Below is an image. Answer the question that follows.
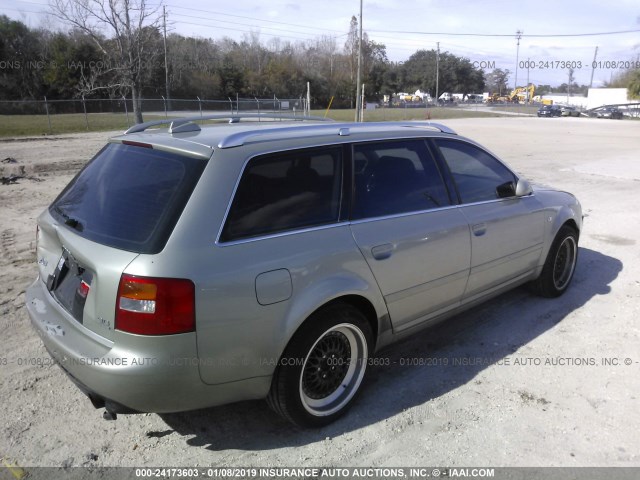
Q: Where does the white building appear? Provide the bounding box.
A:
[586,88,629,109]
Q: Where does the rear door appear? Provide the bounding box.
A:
[349,139,471,332]
[433,139,544,300]
[197,146,350,384]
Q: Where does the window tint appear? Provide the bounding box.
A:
[220,147,342,242]
[352,140,450,219]
[49,143,206,254]
[435,139,516,204]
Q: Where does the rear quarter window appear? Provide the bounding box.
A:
[50,143,206,254]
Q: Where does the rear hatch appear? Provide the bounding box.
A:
[38,142,207,341]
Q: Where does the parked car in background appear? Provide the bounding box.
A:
[26,114,582,428]
[560,106,580,117]
[537,105,562,117]
[596,107,624,119]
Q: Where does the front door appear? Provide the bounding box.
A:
[433,138,544,300]
[349,139,471,331]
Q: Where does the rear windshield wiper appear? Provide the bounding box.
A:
[54,206,84,232]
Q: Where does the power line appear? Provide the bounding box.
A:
[5,1,637,67]
[16,0,640,40]
[174,19,337,42]
[170,12,337,39]
[367,28,640,38]
[1,7,47,15]
[10,0,49,6]
[159,3,346,35]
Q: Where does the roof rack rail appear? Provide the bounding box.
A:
[217,121,457,149]
[400,121,457,135]
[219,123,340,148]
[124,113,333,135]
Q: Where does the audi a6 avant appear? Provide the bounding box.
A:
[26,114,582,427]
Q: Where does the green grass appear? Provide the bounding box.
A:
[0,107,505,137]
[316,107,504,122]
[0,113,165,137]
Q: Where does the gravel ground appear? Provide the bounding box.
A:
[0,117,638,470]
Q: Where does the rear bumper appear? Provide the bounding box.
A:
[26,277,271,414]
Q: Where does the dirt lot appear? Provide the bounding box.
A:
[0,117,638,469]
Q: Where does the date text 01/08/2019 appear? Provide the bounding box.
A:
[518,60,640,70]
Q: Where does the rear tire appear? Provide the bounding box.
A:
[267,303,372,428]
[531,225,578,298]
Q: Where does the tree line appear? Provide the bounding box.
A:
[4,1,638,123]
[1,9,485,121]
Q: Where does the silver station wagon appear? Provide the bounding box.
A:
[26,114,582,427]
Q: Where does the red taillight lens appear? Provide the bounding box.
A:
[115,274,195,335]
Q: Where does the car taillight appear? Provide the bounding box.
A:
[115,274,195,335]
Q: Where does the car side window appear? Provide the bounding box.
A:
[435,139,517,204]
[220,147,342,242]
[352,140,450,220]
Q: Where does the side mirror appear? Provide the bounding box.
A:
[515,179,533,197]
[496,181,516,198]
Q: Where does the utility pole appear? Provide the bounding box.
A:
[435,42,440,105]
[163,6,170,110]
[514,30,523,91]
[589,46,599,88]
[526,57,530,103]
[355,0,363,122]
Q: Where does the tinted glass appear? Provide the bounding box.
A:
[352,140,450,219]
[50,143,206,254]
[435,139,516,204]
[220,147,342,242]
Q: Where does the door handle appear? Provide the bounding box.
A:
[472,223,487,236]
[371,243,394,260]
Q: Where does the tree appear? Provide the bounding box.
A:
[361,39,388,98]
[344,15,359,107]
[628,70,640,99]
[535,84,551,95]
[0,15,45,100]
[485,68,510,95]
[42,31,103,98]
[164,34,223,98]
[400,50,484,97]
[344,16,358,84]
[50,0,163,123]
[567,68,575,96]
[608,67,640,99]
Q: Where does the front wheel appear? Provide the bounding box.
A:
[267,303,372,427]
[531,225,579,297]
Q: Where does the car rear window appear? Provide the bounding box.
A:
[49,143,206,254]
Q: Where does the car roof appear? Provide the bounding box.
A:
[108,114,460,160]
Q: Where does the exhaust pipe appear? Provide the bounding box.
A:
[103,409,117,421]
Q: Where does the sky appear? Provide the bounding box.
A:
[2,0,639,89]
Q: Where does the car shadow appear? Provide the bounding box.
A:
[158,247,621,450]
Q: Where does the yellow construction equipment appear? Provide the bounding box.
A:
[509,84,535,104]
[487,93,510,103]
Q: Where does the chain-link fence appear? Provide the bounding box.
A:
[0,96,309,135]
